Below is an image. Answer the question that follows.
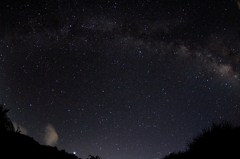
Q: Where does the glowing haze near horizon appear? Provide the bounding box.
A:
[0,1,240,159]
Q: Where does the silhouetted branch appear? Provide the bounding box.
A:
[0,104,15,132]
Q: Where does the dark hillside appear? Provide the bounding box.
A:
[0,104,79,159]
[1,132,79,159]
[164,121,240,159]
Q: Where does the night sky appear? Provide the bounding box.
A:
[1,0,240,159]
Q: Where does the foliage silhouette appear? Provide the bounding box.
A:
[163,121,240,159]
[163,151,186,159]
[1,132,80,159]
[0,104,101,159]
[87,155,101,159]
[0,104,15,132]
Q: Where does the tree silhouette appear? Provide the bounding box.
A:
[0,104,100,159]
[164,121,240,159]
[87,155,101,159]
[186,121,240,158]
[0,104,15,132]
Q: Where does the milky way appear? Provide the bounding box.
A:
[0,1,240,159]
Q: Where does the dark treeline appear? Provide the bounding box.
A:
[164,121,240,159]
[0,105,100,159]
[1,104,239,159]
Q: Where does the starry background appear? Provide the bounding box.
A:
[0,0,240,159]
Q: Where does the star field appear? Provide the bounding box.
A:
[0,1,240,159]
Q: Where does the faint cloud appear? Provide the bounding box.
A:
[13,122,28,135]
[237,0,240,9]
[44,124,58,146]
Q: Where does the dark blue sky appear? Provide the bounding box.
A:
[0,1,240,159]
